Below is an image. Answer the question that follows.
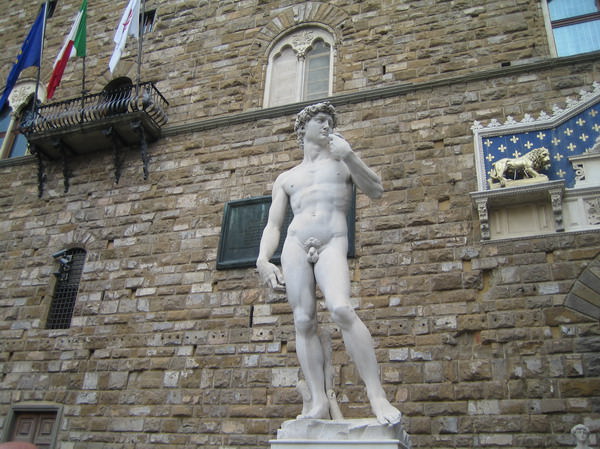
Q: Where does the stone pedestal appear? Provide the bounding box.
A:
[270,418,411,449]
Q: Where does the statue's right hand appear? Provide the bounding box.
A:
[257,259,286,291]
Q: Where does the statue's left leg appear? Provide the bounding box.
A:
[314,238,401,424]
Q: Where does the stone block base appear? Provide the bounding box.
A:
[270,418,411,449]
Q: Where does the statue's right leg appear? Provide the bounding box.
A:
[281,239,330,420]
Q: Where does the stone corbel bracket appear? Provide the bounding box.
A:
[470,180,566,240]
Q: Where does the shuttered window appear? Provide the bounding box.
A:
[9,412,57,449]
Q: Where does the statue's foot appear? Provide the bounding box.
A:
[297,402,330,420]
[371,397,401,425]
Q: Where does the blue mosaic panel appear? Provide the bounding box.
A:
[482,102,600,188]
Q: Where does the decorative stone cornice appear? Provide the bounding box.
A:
[163,51,600,137]
[472,81,600,133]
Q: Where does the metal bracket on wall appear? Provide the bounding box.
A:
[51,138,74,193]
[32,146,46,198]
[103,126,127,184]
[131,120,150,180]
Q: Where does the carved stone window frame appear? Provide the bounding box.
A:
[1,402,63,448]
[263,25,336,107]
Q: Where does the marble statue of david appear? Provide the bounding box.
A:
[257,101,401,425]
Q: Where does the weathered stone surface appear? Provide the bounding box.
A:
[0,1,599,449]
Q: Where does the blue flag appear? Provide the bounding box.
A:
[0,5,46,110]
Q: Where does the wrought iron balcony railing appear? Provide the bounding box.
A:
[25,81,168,135]
[22,81,169,195]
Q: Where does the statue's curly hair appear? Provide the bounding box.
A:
[294,101,337,145]
[571,424,590,436]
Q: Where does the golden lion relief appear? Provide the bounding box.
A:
[489,147,551,188]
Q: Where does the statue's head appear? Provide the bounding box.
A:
[295,101,337,145]
[571,424,590,443]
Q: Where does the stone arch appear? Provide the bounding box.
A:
[245,2,352,108]
[253,3,351,50]
[565,253,600,319]
[49,228,102,261]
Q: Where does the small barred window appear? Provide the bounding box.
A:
[46,248,86,329]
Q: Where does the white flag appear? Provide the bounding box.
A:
[109,0,140,73]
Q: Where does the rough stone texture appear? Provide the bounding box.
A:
[0,1,599,449]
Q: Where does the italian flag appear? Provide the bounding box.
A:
[47,0,87,99]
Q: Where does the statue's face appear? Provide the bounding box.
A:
[574,427,589,442]
[303,112,334,146]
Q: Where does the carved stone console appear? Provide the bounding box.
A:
[470,181,565,240]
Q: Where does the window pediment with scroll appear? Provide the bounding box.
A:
[471,82,600,240]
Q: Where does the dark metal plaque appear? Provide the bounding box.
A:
[216,193,355,270]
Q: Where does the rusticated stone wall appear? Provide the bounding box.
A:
[0,0,599,448]
[0,0,552,123]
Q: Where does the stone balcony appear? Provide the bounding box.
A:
[22,81,168,194]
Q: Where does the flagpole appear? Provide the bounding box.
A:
[32,1,49,116]
[82,56,87,95]
[81,0,87,96]
[137,0,145,96]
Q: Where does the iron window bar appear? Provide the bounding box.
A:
[47,248,86,329]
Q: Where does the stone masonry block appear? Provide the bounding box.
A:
[252,328,274,342]
[459,360,493,381]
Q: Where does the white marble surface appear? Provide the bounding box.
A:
[271,418,411,449]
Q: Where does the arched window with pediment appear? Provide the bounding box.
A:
[264,26,335,107]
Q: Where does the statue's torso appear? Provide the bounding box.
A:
[281,158,352,245]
